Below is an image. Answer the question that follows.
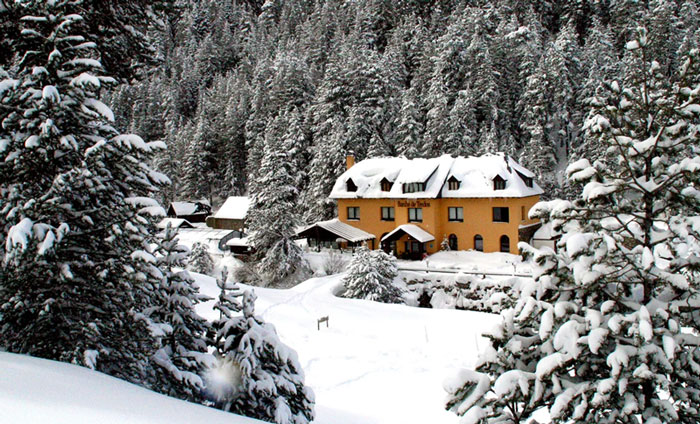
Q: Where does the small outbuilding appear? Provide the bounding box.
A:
[530,222,561,252]
[206,196,250,231]
[226,234,254,256]
[157,218,195,230]
[167,200,211,223]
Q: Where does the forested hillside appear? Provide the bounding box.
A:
[109,0,698,218]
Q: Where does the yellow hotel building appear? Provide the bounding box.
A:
[328,153,543,258]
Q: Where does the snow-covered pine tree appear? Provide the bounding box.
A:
[249,112,311,287]
[446,30,700,424]
[342,246,404,303]
[0,0,168,382]
[394,87,424,159]
[147,224,211,402]
[440,235,451,252]
[211,279,315,423]
[188,242,214,275]
[302,118,347,223]
[182,110,214,203]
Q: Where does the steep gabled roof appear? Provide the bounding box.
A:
[329,153,543,199]
[168,200,211,216]
[381,224,435,243]
[157,218,194,229]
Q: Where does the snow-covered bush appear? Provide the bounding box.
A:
[234,261,263,286]
[341,246,404,303]
[210,274,315,423]
[406,274,518,313]
[446,32,700,424]
[321,250,347,275]
[188,242,214,275]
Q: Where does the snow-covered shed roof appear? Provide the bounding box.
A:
[174,228,235,250]
[381,224,435,243]
[330,153,543,199]
[168,200,211,216]
[296,219,375,243]
[157,218,194,229]
[212,196,250,220]
[226,236,252,247]
[533,222,561,240]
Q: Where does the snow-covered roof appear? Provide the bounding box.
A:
[157,218,194,229]
[168,200,211,216]
[174,228,236,249]
[212,196,250,220]
[226,236,252,247]
[381,224,435,243]
[533,222,560,240]
[297,219,375,243]
[330,153,543,199]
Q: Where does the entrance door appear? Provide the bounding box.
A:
[404,240,424,260]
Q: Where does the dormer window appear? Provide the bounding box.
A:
[380,178,393,192]
[447,176,460,190]
[346,178,358,192]
[516,171,533,188]
[493,175,506,191]
[402,182,425,193]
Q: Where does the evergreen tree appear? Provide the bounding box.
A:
[249,112,311,287]
[148,224,211,401]
[302,120,348,222]
[342,246,404,304]
[394,87,424,158]
[188,242,214,275]
[212,282,315,423]
[0,0,168,382]
[446,31,700,424]
[0,0,174,81]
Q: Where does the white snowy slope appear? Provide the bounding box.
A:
[0,351,262,424]
[194,273,502,424]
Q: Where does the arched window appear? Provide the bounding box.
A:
[474,235,483,252]
[448,234,458,250]
[500,235,510,253]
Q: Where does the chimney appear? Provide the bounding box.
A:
[346,153,355,170]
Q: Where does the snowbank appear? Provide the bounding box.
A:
[0,352,262,424]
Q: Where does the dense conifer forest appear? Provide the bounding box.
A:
[102,0,698,216]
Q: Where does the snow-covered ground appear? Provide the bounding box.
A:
[1,244,519,424]
[399,250,530,275]
[194,272,503,424]
[304,248,529,276]
[0,351,262,424]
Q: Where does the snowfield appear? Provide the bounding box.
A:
[0,351,262,424]
[0,255,507,424]
[194,272,502,424]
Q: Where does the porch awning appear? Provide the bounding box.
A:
[296,219,375,243]
[381,224,435,243]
